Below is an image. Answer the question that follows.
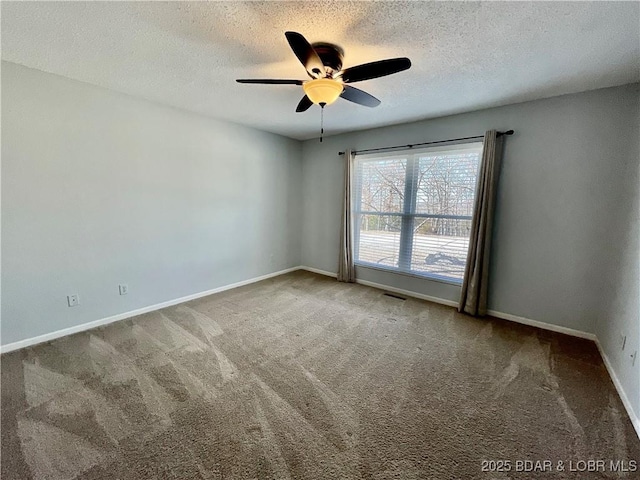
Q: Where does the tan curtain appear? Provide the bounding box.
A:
[337,149,356,283]
[459,130,504,315]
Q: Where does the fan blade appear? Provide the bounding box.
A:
[341,57,411,83]
[296,95,313,112]
[340,85,381,107]
[236,79,303,85]
[285,31,326,79]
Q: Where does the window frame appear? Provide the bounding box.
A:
[352,141,483,285]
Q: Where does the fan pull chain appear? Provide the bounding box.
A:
[320,105,324,143]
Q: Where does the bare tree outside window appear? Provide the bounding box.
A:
[353,144,482,282]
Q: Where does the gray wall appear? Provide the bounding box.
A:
[596,91,640,418]
[302,83,639,334]
[301,83,640,420]
[3,60,637,421]
[1,62,302,345]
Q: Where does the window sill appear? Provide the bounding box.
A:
[354,262,463,287]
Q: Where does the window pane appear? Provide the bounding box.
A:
[353,143,482,283]
[356,214,401,268]
[410,217,471,281]
[357,158,407,213]
[415,152,479,216]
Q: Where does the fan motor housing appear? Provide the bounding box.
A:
[311,42,344,76]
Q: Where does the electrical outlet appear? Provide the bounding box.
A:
[621,333,627,351]
[119,284,129,295]
[67,294,80,307]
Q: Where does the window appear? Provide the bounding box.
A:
[353,142,483,284]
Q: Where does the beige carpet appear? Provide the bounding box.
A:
[1,271,638,479]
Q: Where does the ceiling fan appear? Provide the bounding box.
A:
[236,31,411,112]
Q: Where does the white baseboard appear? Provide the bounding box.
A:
[489,310,638,440]
[595,340,640,439]
[299,266,337,278]
[299,266,459,307]
[4,264,638,441]
[299,266,595,339]
[486,309,597,341]
[355,278,460,308]
[0,266,300,354]
[299,265,639,439]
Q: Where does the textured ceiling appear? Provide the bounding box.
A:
[2,1,639,140]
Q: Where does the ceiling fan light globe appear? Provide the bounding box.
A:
[303,79,343,106]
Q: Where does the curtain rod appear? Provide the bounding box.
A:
[337,130,514,156]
